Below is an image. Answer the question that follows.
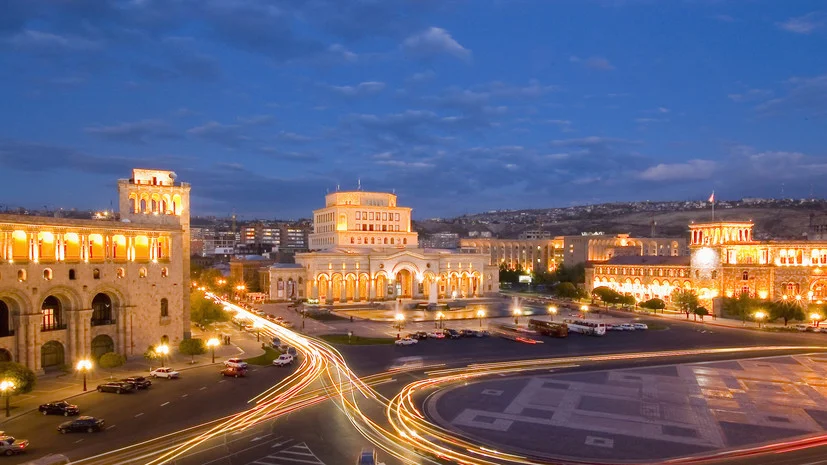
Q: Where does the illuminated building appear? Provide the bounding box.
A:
[269,191,498,302]
[0,169,190,373]
[586,221,827,305]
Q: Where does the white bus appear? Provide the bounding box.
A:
[563,318,607,336]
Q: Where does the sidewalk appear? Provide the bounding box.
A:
[600,305,802,331]
[1,323,265,424]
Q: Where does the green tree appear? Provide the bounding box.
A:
[498,265,523,285]
[722,293,767,324]
[0,362,36,395]
[99,352,126,379]
[672,289,700,319]
[191,292,230,326]
[640,298,666,312]
[179,338,207,364]
[554,282,582,299]
[592,286,623,305]
[143,345,159,369]
[694,306,709,321]
[769,300,806,326]
[553,263,586,284]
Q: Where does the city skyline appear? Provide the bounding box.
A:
[1,0,825,218]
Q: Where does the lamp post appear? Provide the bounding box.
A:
[476,309,485,328]
[253,321,262,342]
[207,337,220,364]
[513,308,521,325]
[0,380,14,417]
[394,313,405,332]
[580,305,589,318]
[76,359,92,392]
[156,344,170,368]
[548,306,557,321]
[754,311,766,329]
[436,312,444,330]
[811,312,822,328]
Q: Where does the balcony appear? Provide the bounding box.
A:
[91,319,116,327]
[41,324,67,332]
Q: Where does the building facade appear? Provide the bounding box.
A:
[269,191,498,303]
[0,169,190,373]
[586,221,827,306]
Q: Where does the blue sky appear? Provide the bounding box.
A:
[0,0,825,219]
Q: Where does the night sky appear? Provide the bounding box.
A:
[0,0,825,219]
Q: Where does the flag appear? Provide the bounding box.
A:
[708,192,715,203]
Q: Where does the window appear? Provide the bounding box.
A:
[712,270,718,279]
[371,238,375,244]
[369,224,374,231]
[68,269,76,280]
[43,269,53,280]
[350,237,355,244]
[117,268,125,279]
[382,225,387,231]
[742,271,749,281]
[160,298,169,317]
[139,267,148,278]
[369,212,374,220]
[403,238,407,245]
[390,238,395,245]
[93,268,101,280]
[383,238,388,244]
[161,267,169,277]
[395,225,399,231]
[356,211,361,220]
[382,213,387,220]
[395,213,400,221]
[17,270,26,282]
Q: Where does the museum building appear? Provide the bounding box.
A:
[0,169,191,373]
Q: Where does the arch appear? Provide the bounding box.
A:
[345,274,357,301]
[395,269,413,298]
[91,293,113,326]
[0,349,10,362]
[162,193,172,214]
[172,194,183,215]
[0,300,11,337]
[331,273,344,302]
[17,270,26,282]
[375,274,387,299]
[91,335,115,360]
[317,274,330,301]
[41,340,65,369]
[41,295,64,331]
[161,334,170,344]
[391,261,421,276]
[43,268,53,280]
[93,268,101,279]
[129,192,139,213]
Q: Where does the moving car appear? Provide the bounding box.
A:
[39,401,79,417]
[633,323,649,330]
[0,436,28,456]
[96,382,134,394]
[149,367,180,379]
[224,358,249,369]
[57,416,105,434]
[221,367,246,378]
[121,376,152,390]
[273,354,294,366]
[394,337,418,346]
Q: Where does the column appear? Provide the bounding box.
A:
[369,278,376,300]
[311,280,318,299]
[67,311,77,363]
[117,307,128,354]
[327,281,333,304]
[429,280,438,304]
[355,277,361,301]
[340,281,347,303]
[28,318,38,372]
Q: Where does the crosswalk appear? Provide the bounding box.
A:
[250,440,326,465]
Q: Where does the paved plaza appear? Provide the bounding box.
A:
[427,353,827,462]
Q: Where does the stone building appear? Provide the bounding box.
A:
[0,169,190,373]
[268,190,498,303]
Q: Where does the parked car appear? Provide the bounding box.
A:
[633,323,649,330]
[286,347,298,357]
[273,354,294,367]
[57,416,105,434]
[412,331,429,340]
[619,323,635,331]
[443,329,462,339]
[96,382,134,394]
[428,331,445,339]
[221,367,246,378]
[474,330,490,337]
[460,329,476,337]
[224,358,249,369]
[395,337,418,346]
[794,324,809,331]
[0,436,28,456]
[39,401,79,417]
[121,376,152,390]
[149,367,180,379]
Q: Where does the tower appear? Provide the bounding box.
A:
[118,169,193,338]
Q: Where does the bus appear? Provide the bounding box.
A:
[563,318,607,336]
[528,319,569,338]
[491,323,541,344]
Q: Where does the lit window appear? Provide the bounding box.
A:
[139,267,148,278]
[161,267,169,277]
[117,268,125,278]
[43,269,53,280]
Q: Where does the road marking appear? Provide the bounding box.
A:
[106,425,116,430]
[251,433,273,442]
[200,386,207,390]
[219,379,226,383]
[181,394,188,398]
[160,401,170,407]
[134,413,144,418]
[74,439,84,444]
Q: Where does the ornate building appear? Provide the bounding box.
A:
[586,221,827,307]
[0,169,190,373]
[269,191,498,303]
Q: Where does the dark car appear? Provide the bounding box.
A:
[443,329,462,339]
[221,367,246,378]
[121,376,152,390]
[412,331,429,340]
[96,382,134,394]
[286,346,298,357]
[39,401,79,417]
[460,329,476,337]
[58,416,105,434]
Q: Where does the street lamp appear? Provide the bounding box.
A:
[0,380,14,417]
[580,305,589,317]
[476,309,485,328]
[810,312,822,327]
[394,313,405,332]
[436,312,445,329]
[754,311,766,329]
[155,343,170,368]
[207,337,220,364]
[548,306,557,321]
[253,321,262,342]
[76,359,92,392]
[513,308,522,325]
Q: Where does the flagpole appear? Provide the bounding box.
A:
[711,191,715,221]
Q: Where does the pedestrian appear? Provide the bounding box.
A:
[350,316,353,322]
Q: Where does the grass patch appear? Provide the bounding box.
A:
[306,312,348,322]
[245,347,281,365]
[319,334,396,345]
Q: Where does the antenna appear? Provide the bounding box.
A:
[357,178,361,191]
[336,184,340,191]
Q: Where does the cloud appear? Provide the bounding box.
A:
[187,122,250,148]
[402,27,471,61]
[755,74,827,118]
[728,88,772,102]
[570,55,615,71]
[258,147,319,162]
[543,119,574,132]
[236,115,274,126]
[275,131,313,143]
[376,159,435,169]
[406,70,436,83]
[777,12,825,34]
[7,29,102,54]
[481,80,559,98]
[326,81,386,97]
[0,138,150,175]
[85,120,179,144]
[637,159,717,181]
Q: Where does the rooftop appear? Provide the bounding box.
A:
[602,255,691,266]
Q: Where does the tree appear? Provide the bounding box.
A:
[640,298,666,312]
[191,292,230,326]
[144,345,159,369]
[179,338,207,364]
[498,265,523,285]
[694,307,709,321]
[592,286,623,305]
[553,263,586,284]
[769,300,806,326]
[98,352,126,379]
[619,294,636,307]
[672,289,699,319]
[0,362,36,395]
[555,282,582,299]
[722,293,767,324]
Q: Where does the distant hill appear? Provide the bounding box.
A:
[414,199,827,240]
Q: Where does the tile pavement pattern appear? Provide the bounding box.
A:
[428,354,827,461]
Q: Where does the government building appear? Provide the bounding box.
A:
[0,169,190,373]
[586,221,827,309]
[268,191,498,303]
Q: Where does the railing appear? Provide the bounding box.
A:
[91,319,116,327]
[41,324,67,332]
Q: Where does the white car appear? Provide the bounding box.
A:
[395,337,418,346]
[150,367,180,379]
[427,331,445,339]
[620,323,635,331]
[272,354,294,367]
[794,324,809,331]
[224,358,248,369]
[633,323,648,330]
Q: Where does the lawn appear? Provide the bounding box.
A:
[306,312,348,322]
[244,347,281,365]
[319,334,396,345]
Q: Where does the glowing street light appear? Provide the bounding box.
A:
[207,337,220,364]
[754,311,766,329]
[810,312,822,327]
[580,305,589,316]
[76,359,93,391]
[155,343,170,367]
[548,306,558,321]
[0,380,14,417]
[253,321,263,342]
[436,312,445,329]
[476,309,486,328]
[394,313,405,333]
[513,307,522,325]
